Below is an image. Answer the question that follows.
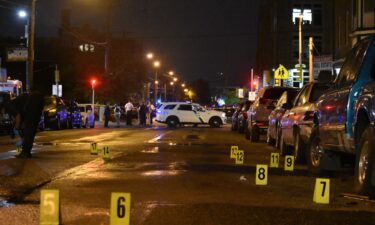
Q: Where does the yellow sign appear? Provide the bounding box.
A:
[110,193,131,225]
[230,146,238,159]
[255,165,268,185]
[284,156,295,171]
[313,178,330,204]
[275,78,280,87]
[16,147,22,156]
[270,153,279,168]
[91,143,98,155]
[235,150,244,165]
[40,189,59,225]
[103,146,110,160]
[274,64,289,80]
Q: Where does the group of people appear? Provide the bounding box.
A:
[104,100,156,128]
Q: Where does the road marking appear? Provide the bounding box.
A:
[147,131,173,143]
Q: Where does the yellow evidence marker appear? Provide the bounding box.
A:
[110,192,131,225]
[313,178,330,204]
[255,164,268,185]
[230,146,238,159]
[284,155,295,171]
[103,146,110,160]
[40,189,59,225]
[270,153,279,168]
[16,147,22,157]
[235,150,244,165]
[90,142,98,155]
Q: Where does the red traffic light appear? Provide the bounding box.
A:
[91,79,96,85]
[253,81,257,85]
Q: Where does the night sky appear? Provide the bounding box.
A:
[0,0,259,86]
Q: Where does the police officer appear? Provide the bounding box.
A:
[2,92,44,158]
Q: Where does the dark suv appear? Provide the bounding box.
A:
[42,96,69,130]
[307,36,375,196]
[245,86,296,142]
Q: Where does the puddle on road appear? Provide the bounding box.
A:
[0,198,14,208]
[141,147,159,154]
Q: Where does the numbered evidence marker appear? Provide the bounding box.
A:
[16,147,22,156]
[270,153,280,168]
[284,155,295,171]
[235,150,244,165]
[110,193,131,225]
[90,142,98,155]
[40,189,59,225]
[103,146,110,160]
[230,146,238,159]
[313,178,330,204]
[255,164,268,185]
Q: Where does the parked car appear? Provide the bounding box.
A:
[306,36,375,197]
[266,89,300,146]
[42,96,69,130]
[245,86,296,141]
[278,82,330,163]
[156,102,226,128]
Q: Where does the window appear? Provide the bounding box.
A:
[276,92,287,108]
[177,104,192,111]
[164,104,176,110]
[336,38,370,87]
[294,85,309,106]
[312,5,322,26]
[263,88,291,100]
[310,84,330,102]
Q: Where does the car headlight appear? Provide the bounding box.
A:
[222,113,226,117]
[48,109,56,116]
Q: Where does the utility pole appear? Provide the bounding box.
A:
[27,0,36,92]
[250,68,253,92]
[298,14,303,83]
[104,1,112,76]
[309,37,314,82]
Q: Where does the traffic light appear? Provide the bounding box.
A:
[253,81,257,91]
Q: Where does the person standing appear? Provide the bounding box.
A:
[124,100,134,126]
[104,103,111,128]
[138,102,148,126]
[114,104,122,128]
[148,101,156,125]
[2,92,44,158]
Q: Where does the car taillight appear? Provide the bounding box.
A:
[303,111,314,121]
[242,112,247,119]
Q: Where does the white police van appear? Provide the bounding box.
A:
[156,102,226,128]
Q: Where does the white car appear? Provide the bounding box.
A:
[156,102,226,128]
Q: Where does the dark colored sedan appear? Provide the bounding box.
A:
[266,89,300,146]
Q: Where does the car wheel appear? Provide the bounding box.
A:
[250,125,260,142]
[56,117,61,130]
[167,117,179,128]
[294,129,306,164]
[280,132,291,156]
[267,127,275,145]
[306,127,326,175]
[209,117,221,128]
[354,127,375,197]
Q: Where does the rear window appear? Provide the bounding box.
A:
[164,104,176,110]
[263,88,293,100]
[310,84,330,102]
[287,90,300,103]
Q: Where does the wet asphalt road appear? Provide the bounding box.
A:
[1,123,375,225]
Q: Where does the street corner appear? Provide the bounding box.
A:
[0,158,51,197]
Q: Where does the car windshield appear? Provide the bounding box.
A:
[310,84,330,102]
[263,88,292,100]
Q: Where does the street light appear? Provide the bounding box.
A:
[147,53,153,59]
[173,77,178,82]
[181,83,186,87]
[18,10,27,18]
[168,71,174,76]
[91,79,96,110]
[153,61,160,103]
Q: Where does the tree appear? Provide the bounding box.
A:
[190,79,211,105]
